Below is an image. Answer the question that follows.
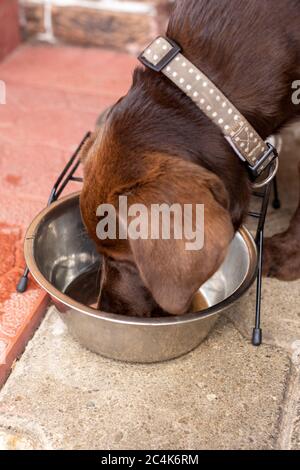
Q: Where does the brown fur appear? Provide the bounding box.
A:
[80,0,300,316]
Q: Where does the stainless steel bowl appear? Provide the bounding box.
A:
[24,193,257,363]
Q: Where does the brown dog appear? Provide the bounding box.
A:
[80,0,300,317]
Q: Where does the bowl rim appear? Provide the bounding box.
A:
[24,192,258,327]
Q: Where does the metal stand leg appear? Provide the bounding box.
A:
[272,176,281,209]
[16,267,30,293]
[250,161,276,346]
[252,230,264,346]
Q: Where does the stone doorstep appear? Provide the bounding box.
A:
[0,292,50,387]
[0,310,293,450]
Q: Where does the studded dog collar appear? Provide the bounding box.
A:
[138,37,278,179]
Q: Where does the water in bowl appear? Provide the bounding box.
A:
[64,264,208,316]
[64,263,100,309]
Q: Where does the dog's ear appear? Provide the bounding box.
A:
[120,155,234,315]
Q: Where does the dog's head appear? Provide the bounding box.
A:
[79,108,234,317]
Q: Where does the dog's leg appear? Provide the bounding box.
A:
[263,163,300,281]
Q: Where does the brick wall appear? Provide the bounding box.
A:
[19,0,174,54]
[0,0,20,61]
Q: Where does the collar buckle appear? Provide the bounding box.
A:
[138,37,181,72]
[249,143,278,179]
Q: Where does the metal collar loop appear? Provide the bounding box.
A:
[252,157,279,189]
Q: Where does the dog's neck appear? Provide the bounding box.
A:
[113,67,252,228]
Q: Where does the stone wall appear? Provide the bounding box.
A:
[19,0,174,54]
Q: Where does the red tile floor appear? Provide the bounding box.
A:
[0,44,136,386]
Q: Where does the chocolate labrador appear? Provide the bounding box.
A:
[80,0,300,317]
